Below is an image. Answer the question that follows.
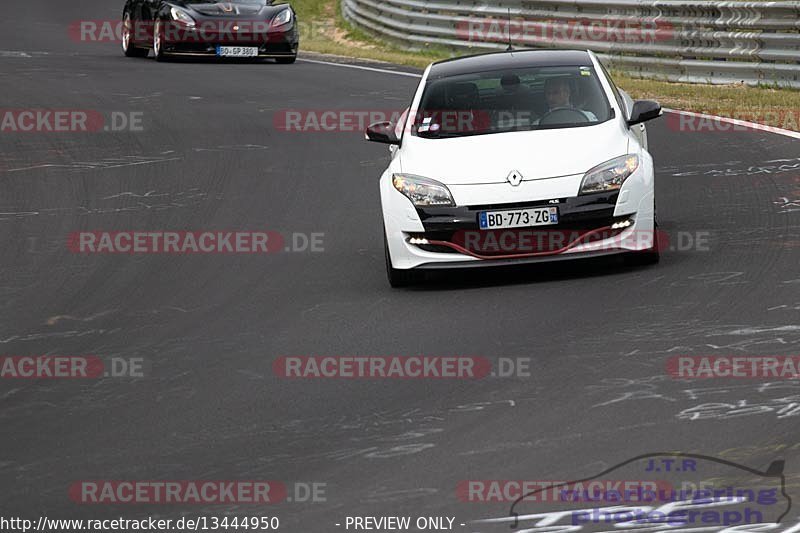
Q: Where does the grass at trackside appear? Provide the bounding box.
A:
[287,0,800,132]
[610,77,800,129]
[286,0,449,67]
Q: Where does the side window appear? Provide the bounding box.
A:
[598,62,627,119]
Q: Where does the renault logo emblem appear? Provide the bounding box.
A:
[507,170,523,186]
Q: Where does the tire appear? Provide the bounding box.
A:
[122,13,148,57]
[152,20,169,62]
[275,55,297,64]
[624,220,660,266]
[384,231,419,287]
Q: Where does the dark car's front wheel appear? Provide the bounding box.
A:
[122,13,148,57]
[152,20,169,62]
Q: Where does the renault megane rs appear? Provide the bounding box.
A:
[365,50,663,286]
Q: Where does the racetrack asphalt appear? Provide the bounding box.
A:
[1,2,800,531]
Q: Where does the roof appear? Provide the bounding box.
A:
[427,49,594,80]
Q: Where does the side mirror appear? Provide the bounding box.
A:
[365,121,399,145]
[627,100,662,126]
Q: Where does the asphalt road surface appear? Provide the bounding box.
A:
[2,1,800,532]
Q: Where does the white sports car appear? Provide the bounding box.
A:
[366,49,663,287]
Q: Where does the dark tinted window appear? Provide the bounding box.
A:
[412,65,611,138]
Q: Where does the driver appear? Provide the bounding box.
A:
[539,77,597,121]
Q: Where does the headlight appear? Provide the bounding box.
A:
[392,174,455,207]
[169,6,196,27]
[579,154,639,195]
[272,8,293,27]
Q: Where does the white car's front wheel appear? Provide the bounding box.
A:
[624,219,661,266]
[384,230,420,287]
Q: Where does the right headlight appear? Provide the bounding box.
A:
[271,8,293,28]
[169,6,196,27]
[579,154,639,195]
[392,174,455,207]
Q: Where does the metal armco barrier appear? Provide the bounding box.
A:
[342,0,800,88]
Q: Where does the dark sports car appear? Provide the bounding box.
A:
[121,0,299,63]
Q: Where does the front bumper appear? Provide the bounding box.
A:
[160,26,298,57]
[381,165,655,270]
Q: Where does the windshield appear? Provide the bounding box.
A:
[411,65,612,138]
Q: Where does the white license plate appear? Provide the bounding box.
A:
[479,206,559,230]
[216,46,259,57]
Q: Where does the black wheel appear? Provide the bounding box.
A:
[122,12,148,57]
[152,19,169,62]
[384,231,419,287]
[275,55,297,64]
[624,220,660,266]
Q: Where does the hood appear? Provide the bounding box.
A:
[176,1,278,17]
[398,120,629,186]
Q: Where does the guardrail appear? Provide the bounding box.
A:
[341,0,800,88]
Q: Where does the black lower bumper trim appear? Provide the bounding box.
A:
[416,191,619,233]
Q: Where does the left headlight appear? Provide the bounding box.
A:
[579,154,639,195]
[169,6,196,27]
[392,174,455,207]
[271,8,293,27]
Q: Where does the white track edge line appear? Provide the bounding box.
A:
[298,57,422,78]
[663,108,800,140]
